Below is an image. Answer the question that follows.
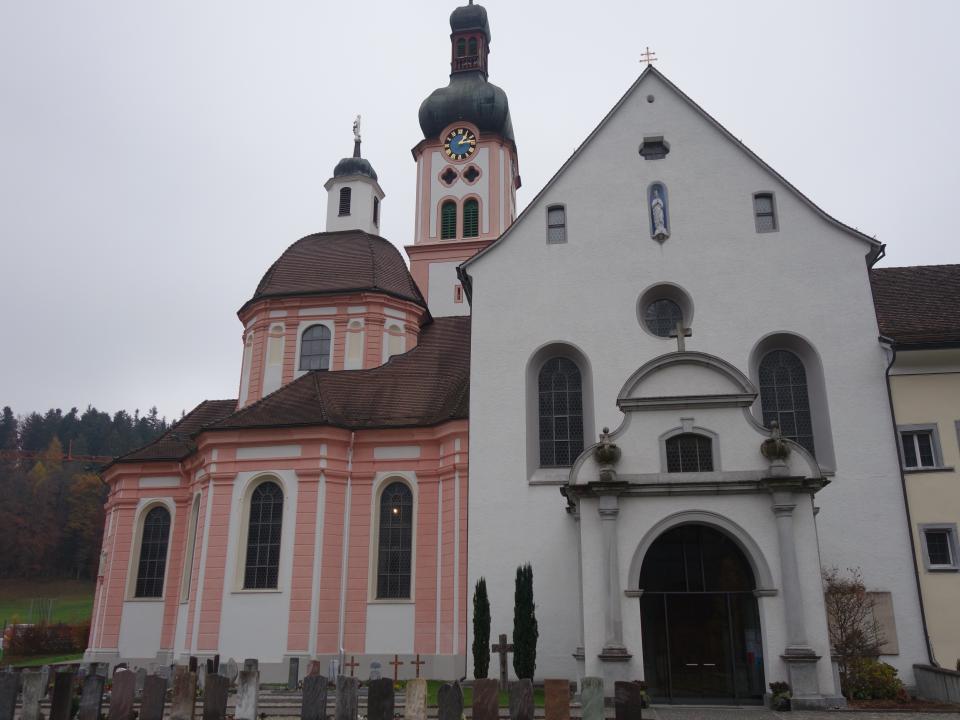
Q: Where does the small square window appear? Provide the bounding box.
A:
[920,525,960,571]
[898,425,946,470]
[753,192,777,232]
[639,136,670,160]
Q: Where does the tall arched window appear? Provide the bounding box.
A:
[338,187,352,216]
[441,201,457,239]
[243,481,284,589]
[300,324,332,371]
[134,506,171,598]
[468,37,478,56]
[456,38,466,57]
[377,481,413,599]
[665,433,714,472]
[759,349,815,456]
[462,198,479,238]
[538,358,584,467]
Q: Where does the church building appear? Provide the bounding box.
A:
[87,1,930,707]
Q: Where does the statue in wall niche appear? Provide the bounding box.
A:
[649,184,670,242]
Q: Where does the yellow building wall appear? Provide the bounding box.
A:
[890,354,960,668]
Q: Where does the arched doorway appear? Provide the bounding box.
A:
[639,524,765,703]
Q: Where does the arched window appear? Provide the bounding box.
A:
[665,433,713,472]
[456,38,466,57]
[538,358,584,467]
[243,481,284,589]
[758,349,815,456]
[134,506,171,598]
[372,196,380,226]
[546,205,566,244]
[377,481,413,599]
[462,198,479,238]
[338,187,351,216]
[441,200,457,239]
[468,37,478,56]
[300,324,331,371]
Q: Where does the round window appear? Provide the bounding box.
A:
[644,298,683,337]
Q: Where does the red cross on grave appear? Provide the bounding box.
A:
[411,654,425,679]
[344,656,359,677]
[389,654,405,682]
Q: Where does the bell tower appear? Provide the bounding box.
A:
[406,1,520,317]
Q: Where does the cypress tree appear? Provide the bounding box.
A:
[473,577,491,678]
[512,563,538,679]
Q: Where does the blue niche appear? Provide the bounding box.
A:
[648,183,670,242]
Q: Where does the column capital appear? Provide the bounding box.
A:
[772,503,796,517]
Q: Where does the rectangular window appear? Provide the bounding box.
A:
[454,285,464,303]
[920,525,960,571]
[753,192,777,232]
[898,425,945,470]
[547,205,566,244]
[373,196,380,226]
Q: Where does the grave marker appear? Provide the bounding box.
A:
[170,666,198,720]
[243,658,258,673]
[301,675,328,720]
[404,678,427,720]
[410,654,425,679]
[109,668,137,720]
[234,671,260,720]
[78,674,105,720]
[389,655,404,681]
[39,666,51,698]
[367,678,394,720]
[20,671,44,720]
[543,679,571,720]
[509,679,534,720]
[189,657,198,673]
[288,657,300,690]
[135,667,148,696]
[306,660,323,677]
[221,658,238,683]
[369,661,382,680]
[491,633,513,690]
[335,675,359,720]
[343,656,358,677]
[614,681,643,720]
[141,674,169,720]
[203,673,231,720]
[580,678,604,720]
[437,682,463,720]
[472,679,499,720]
[0,673,18,720]
[49,671,75,720]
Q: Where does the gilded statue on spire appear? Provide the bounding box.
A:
[352,115,362,144]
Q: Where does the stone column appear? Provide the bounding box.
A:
[598,494,629,659]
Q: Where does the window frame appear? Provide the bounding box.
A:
[440,200,458,240]
[919,523,960,571]
[236,476,286,592]
[126,500,175,601]
[462,197,480,238]
[370,476,417,602]
[659,426,720,474]
[338,187,352,217]
[537,356,586,469]
[898,424,948,471]
[757,348,816,458]
[546,204,567,245]
[299,323,333,372]
[753,191,778,233]
[372,196,380,227]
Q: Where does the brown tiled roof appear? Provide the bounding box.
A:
[870,264,960,347]
[241,230,427,313]
[111,399,238,466]
[209,316,470,431]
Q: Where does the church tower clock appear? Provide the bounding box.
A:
[406,1,520,317]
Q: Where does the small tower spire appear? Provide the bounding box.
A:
[324,117,383,235]
[352,114,362,158]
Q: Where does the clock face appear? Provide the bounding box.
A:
[444,128,477,161]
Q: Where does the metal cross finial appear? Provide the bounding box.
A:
[640,46,658,66]
[669,321,692,352]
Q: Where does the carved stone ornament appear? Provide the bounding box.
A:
[595,427,622,482]
[761,420,792,462]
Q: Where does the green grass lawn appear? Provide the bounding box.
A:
[425,680,544,708]
[0,578,95,625]
[5,653,84,667]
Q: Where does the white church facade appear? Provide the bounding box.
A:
[87,2,930,708]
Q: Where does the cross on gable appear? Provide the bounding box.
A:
[389,654,404,682]
[411,654,425,679]
[669,321,692,352]
[640,46,658,65]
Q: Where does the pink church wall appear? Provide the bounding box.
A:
[287,469,321,653]
[415,478,438,654]
[197,473,233,651]
[316,473,346,654]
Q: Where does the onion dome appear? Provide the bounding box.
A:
[334,136,378,181]
[450,2,490,41]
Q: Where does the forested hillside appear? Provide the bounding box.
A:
[0,406,170,581]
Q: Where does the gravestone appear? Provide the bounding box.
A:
[39,665,51,697]
[20,671,44,720]
[114,663,129,675]
[301,675,328,720]
[580,678,604,720]
[141,674,169,720]
[49,671,75,720]
[234,671,259,720]
[243,658,258,673]
[0,673,18,720]
[78,674,105,720]
[221,659,238,684]
[327,658,340,681]
[306,660,323,677]
[369,661,382,681]
[155,665,172,682]
[404,678,427,720]
[334,676,359,720]
[288,657,299,690]
[437,682,463,720]
[491,634,513,691]
[203,674,231,720]
[135,667,148,695]
[94,662,109,678]
[189,657,198,673]
[206,659,214,675]
[509,680,534,720]
[472,679,499,720]
[109,668,137,720]
[213,654,220,673]
[614,681,643,720]
[543,679,571,720]
[366,678,394,720]
[197,664,207,692]
[170,666,198,720]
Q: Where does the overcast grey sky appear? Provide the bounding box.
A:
[1,1,958,422]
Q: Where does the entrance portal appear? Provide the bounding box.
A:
[639,524,765,703]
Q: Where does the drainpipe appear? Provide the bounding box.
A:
[337,431,356,670]
[880,335,937,666]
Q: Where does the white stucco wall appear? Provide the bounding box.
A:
[465,70,926,686]
[118,601,164,659]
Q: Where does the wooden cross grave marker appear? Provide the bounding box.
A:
[491,633,513,691]
[669,321,692,352]
[344,656,359,677]
[389,654,404,682]
[640,46,658,66]
[411,654,425,679]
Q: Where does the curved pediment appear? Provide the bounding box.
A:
[618,351,758,412]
